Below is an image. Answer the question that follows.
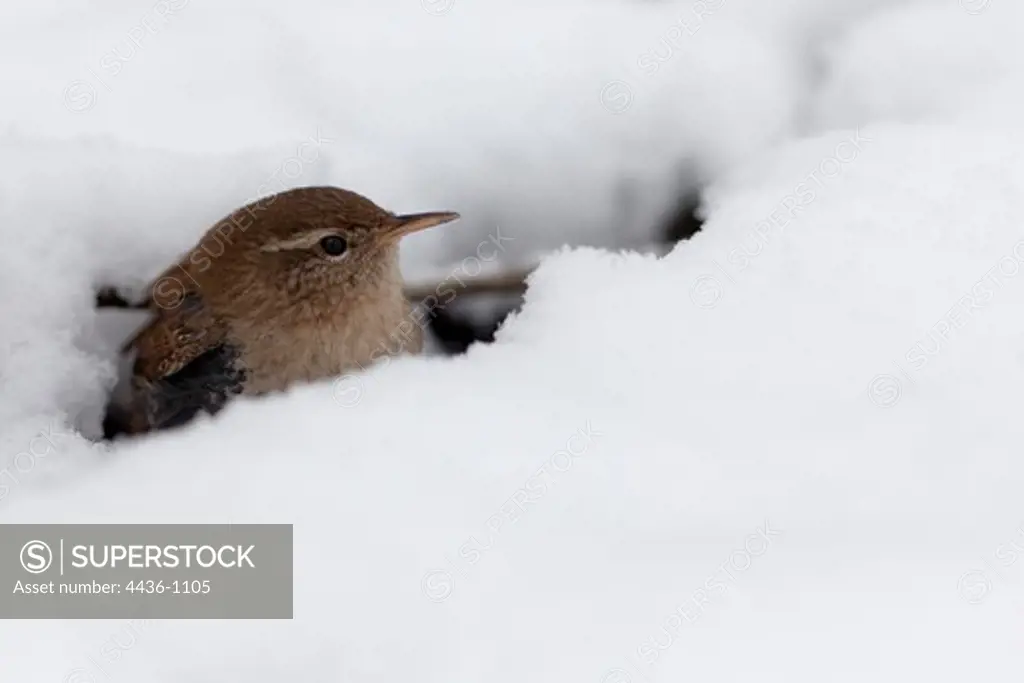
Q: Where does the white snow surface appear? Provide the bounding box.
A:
[3,0,1024,681]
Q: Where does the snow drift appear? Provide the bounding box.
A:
[2,1,1023,681]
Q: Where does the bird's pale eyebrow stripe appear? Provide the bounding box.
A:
[260,229,340,252]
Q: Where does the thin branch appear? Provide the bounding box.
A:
[404,266,534,301]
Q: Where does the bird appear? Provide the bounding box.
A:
[103,186,460,437]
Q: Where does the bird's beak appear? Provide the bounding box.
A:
[386,211,460,240]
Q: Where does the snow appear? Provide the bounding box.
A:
[811,1,1024,129]
[3,0,1024,681]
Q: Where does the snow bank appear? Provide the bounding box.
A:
[3,1,1023,681]
[6,120,1024,681]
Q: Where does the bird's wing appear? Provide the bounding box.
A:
[127,293,246,431]
[129,292,218,379]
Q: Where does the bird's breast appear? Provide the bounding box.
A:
[234,297,423,395]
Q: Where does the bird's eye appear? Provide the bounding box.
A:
[319,235,348,256]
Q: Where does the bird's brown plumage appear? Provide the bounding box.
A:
[109,186,459,436]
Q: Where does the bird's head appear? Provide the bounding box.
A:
[176,186,459,309]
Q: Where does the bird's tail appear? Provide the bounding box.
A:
[101,401,148,440]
